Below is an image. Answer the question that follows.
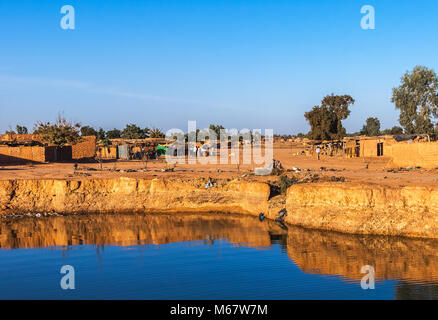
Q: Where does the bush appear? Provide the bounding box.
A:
[279,175,298,194]
[33,115,82,147]
[271,167,283,176]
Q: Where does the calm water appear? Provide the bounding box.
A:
[1,213,438,300]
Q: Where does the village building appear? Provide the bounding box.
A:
[96,138,167,160]
[296,134,437,168]
[0,134,96,164]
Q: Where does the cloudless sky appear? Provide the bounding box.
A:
[0,0,437,134]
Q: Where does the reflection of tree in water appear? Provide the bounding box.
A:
[4,212,438,299]
[284,225,438,296]
[395,282,438,300]
[0,213,285,249]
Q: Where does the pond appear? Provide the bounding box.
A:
[0,213,437,299]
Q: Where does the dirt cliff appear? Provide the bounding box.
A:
[1,177,437,238]
[286,183,438,238]
[0,178,270,216]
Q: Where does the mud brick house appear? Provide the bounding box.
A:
[359,137,387,157]
[71,136,96,160]
[96,146,118,160]
[386,140,438,169]
[0,134,96,164]
[342,136,400,159]
[357,134,438,168]
[96,138,166,160]
[340,135,437,168]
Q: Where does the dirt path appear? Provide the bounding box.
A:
[0,148,437,187]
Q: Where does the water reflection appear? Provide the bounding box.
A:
[286,227,438,283]
[1,213,438,298]
[0,213,287,249]
[395,282,438,300]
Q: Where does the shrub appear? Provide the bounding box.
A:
[271,167,283,176]
[279,175,298,194]
[33,115,82,147]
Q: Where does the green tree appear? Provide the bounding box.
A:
[106,128,121,139]
[382,126,404,135]
[392,65,438,134]
[149,127,165,138]
[390,126,404,135]
[5,125,28,134]
[33,115,82,146]
[97,128,106,141]
[360,117,381,136]
[121,124,149,139]
[16,125,28,134]
[209,124,225,138]
[304,105,338,140]
[80,125,97,137]
[320,94,355,139]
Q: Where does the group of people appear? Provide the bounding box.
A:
[188,145,216,157]
[313,142,344,159]
[132,149,158,160]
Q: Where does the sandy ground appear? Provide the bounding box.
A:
[0,148,437,187]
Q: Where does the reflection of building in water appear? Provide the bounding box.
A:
[0,213,286,249]
[2,213,438,290]
[285,226,438,286]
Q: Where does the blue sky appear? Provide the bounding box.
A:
[0,0,437,134]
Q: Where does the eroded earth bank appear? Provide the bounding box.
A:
[0,177,437,238]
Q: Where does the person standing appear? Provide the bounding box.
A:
[316,146,321,160]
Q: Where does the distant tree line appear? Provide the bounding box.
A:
[5,125,28,135]
[80,124,165,140]
[3,116,165,147]
[4,66,437,143]
[183,124,260,142]
[302,65,438,139]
